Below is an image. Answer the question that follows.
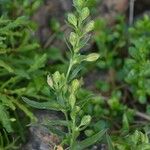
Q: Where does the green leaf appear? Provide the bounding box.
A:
[28,54,47,72]
[85,21,95,33]
[69,32,78,47]
[69,94,76,109]
[106,133,115,150]
[69,65,83,81]
[80,7,90,22]
[122,113,129,132]
[137,144,150,150]
[80,115,91,127]
[68,13,77,27]
[47,125,66,137]
[0,94,16,110]
[84,53,100,62]
[73,0,84,8]
[12,98,37,122]
[18,43,39,52]
[129,47,138,59]
[22,97,61,111]
[14,69,30,79]
[0,105,13,133]
[52,71,61,84]
[71,79,80,93]
[0,60,14,73]
[47,75,53,88]
[73,129,107,150]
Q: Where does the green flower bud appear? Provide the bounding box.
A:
[85,20,95,33]
[73,0,84,8]
[80,115,91,126]
[85,53,100,62]
[84,129,94,137]
[68,13,77,27]
[69,94,76,109]
[80,7,89,22]
[75,106,80,113]
[52,71,61,84]
[140,132,149,143]
[10,118,16,122]
[47,75,53,88]
[69,32,77,47]
[131,130,139,145]
[71,79,80,93]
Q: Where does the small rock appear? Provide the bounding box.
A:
[22,110,61,150]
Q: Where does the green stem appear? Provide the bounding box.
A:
[64,111,71,134]
[0,76,20,90]
[66,55,74,82]
[66,60,73,80]
[70,116,76,149]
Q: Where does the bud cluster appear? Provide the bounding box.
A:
[46,0,100,148]
[67,0,99,64]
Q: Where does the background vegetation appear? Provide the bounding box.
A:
[0,0,150,149]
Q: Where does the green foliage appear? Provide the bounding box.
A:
[129,15,150,39]
[0,16,49,136]
[114,130,150,150]
[124,15,150,103]
[0,130,19,150]
[0,0,150,149]
[78,89,135,135]
[23,0,110,149]
[94,16,127,69]
[73,129,107,150]
[0,0,42,17]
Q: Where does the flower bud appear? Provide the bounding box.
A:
[52,71,61,84]
[85,21,95,33]
[75,106,80,113]
[73,0,84,8]
[80,115,91,126]
[69,32,77,47]
[68,13,77,27]
[85,53,100,62]
[47,75,53,88]
[69,94,76,109]
[71,79,80,93]
[80,7,90,22]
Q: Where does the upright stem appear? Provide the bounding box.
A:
[64,2,93,149]
[66,21,82,81]
[66,58,73,80]
[64,111,71,134]
[70,116,76,149]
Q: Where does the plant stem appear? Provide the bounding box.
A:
[66,58,73,80]
[64,111,71,134]
[70,116,76,149]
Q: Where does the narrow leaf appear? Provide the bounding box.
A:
[106,133,115,150]
[73,129,107,150]
[28,54,47,72]
[0,60,14,73]
[22,97,61,111]
[0,94,16,110]
[47,125,66,137]
[12,97,37,122]
[0,105,13,133]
